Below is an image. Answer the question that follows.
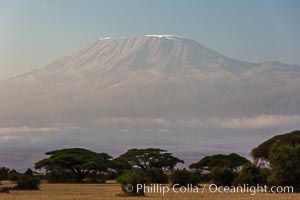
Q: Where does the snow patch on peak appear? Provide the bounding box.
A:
[144,34,182,40]
[145,34,175,38]
[99,37,111,40]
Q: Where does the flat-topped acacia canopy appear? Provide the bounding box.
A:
[34,148,113,182]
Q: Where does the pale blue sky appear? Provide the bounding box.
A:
[0,0,299,79]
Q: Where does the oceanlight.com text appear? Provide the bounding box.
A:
[124,184,294,195]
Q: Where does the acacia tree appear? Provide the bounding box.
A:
[251,130,300,168]
[189,153,249,186]
[189,153,250,170]
[115,148,184,172]
[35,148,113,182]
[251,130,300,160]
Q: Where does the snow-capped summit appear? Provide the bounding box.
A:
[28,35,254,76]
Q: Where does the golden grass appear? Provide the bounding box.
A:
[0,181,299,200]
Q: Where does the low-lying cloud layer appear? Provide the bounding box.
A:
[94,114,300,130]
[0,114,299,171]
[0,126,61,134]
[206,115,300,130]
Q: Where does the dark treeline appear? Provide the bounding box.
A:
[0,130,299,195]
[0,168,40,193]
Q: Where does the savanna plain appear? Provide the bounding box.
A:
[0,181,299,200]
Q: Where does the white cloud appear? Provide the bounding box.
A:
[94,115,300,130]
[94,117,170,126]
[210,115,300,130]
[0,126,61,134]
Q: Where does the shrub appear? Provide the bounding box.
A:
[200,173,211,183]
[145,168,168,184]
[260,168,271,184]
[8,170,20,182]
[234,163,267,186]
[267,141,300,192]
[170,169,199,187]
[116,171,146,196]
[14,175,40,190]
[0,167,10,181]
[210,167,236,186]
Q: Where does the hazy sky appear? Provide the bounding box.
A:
[0,0,299,79]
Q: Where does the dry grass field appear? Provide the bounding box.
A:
[0,181,299,200]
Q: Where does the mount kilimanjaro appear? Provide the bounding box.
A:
[0,35,300,170]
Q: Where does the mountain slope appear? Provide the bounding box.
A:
[1,35,300,127]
